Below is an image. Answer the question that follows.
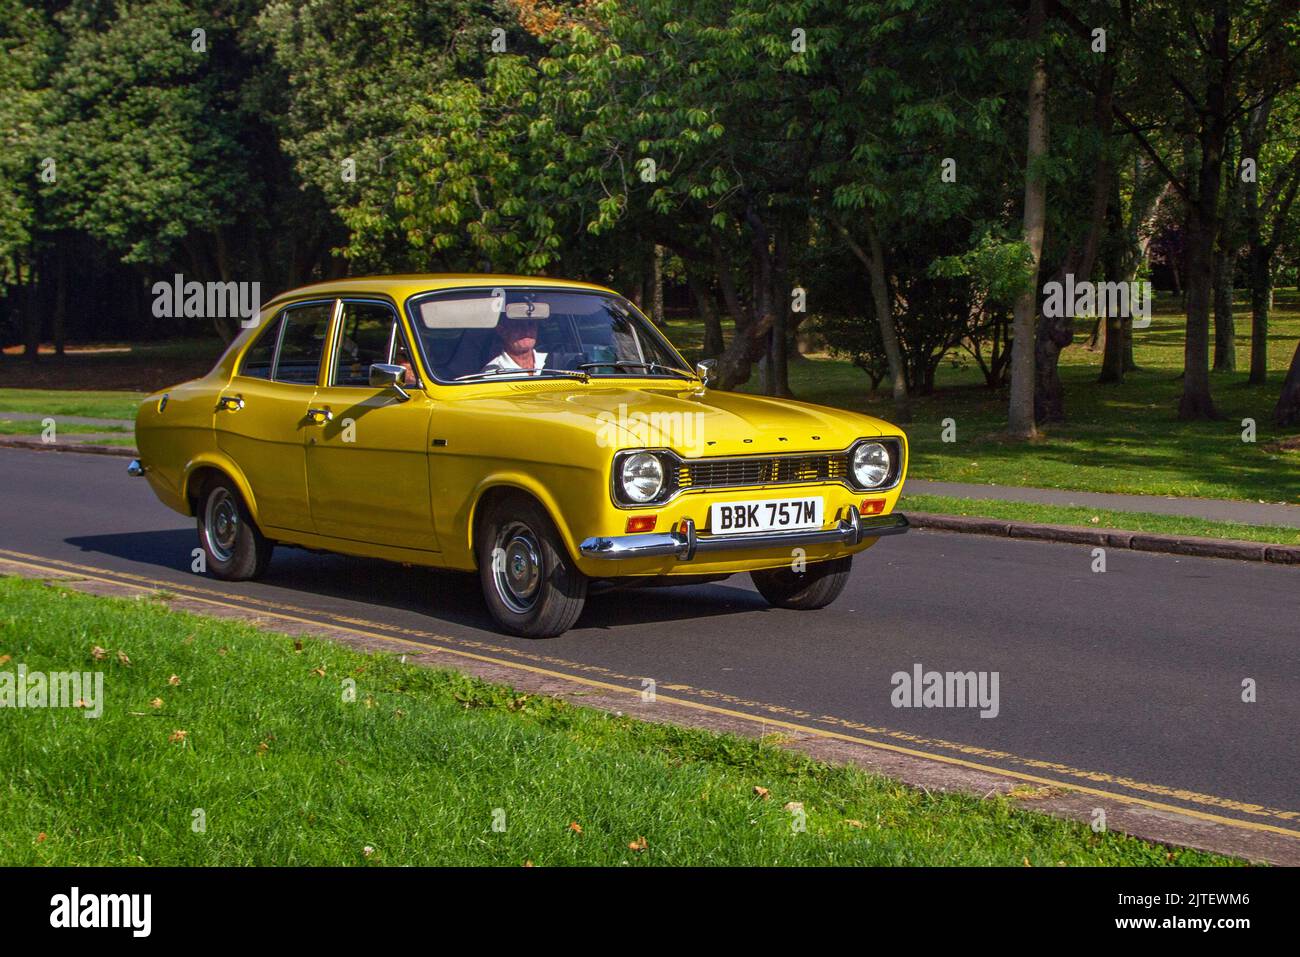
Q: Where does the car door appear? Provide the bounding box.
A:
[304,298,438,551]
[215,300,333,534]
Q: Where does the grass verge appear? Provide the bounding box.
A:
[0,576,1232,866]
[900,494,1300,546]
[0,419,131,436]
[0,388,144,422]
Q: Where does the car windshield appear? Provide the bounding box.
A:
[407,287,693,383]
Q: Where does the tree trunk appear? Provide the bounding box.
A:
[835,215,911,422]
[685,265,724,358]
[1008,0,1048,439]
[53,244,67,356]
[864,217,910,422]
[714,208,777,390]
[1035,42,1112,423]
[1247,244,1270,384]
[1275,339,1300,427]
[22,256,40,360]
[768,229,791,397]
[1177,7,1228,420]
[1212,238,1235,372]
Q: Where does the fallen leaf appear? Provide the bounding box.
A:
[523,860,534,867]
[217,647,228,656]
[91,646,108,661]
[168,674,181,686]
[116,650,131,666]
[753,786,770,799]
[1023,856,1033,867]
[149,697,163,709]
[0,654,10,666]
[628,836,648,852]
[36,832,47,844]
[363,845,375,858]
[256,741,270,755]
[311,666,326,677]
[74,699,88,709]
[783,801,804,813]
[568,822,583,834]
[169,729,188,743]
[845,819,866,829]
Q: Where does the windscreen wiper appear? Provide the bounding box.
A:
[577,361,694,380]
[456,367,589,382]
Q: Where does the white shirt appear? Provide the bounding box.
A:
[482,350,548,373]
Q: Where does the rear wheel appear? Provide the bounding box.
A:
[477,494,587,638]
[750,555,852,610]
[197,475,273,581]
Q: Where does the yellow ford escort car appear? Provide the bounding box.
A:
[131,276,909,637]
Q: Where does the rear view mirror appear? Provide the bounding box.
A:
[369,363,411,401]
[695,359,717,388]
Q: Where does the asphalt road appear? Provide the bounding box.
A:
[2,447,1296,836]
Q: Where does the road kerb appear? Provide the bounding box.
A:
[906,511,1300,565]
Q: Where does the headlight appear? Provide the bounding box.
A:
[620,452,665,503]
[851,442,892,488]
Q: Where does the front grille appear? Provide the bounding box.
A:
[679,452,850,491]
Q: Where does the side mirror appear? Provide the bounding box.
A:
[694,358,717,388]
[369,363,411,401]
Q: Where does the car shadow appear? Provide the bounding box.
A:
[63,530,768,635]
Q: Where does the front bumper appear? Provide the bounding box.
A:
[578,508,909,561]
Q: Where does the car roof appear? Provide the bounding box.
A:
[264,274,617,308]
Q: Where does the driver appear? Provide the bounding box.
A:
[482,316,547,372]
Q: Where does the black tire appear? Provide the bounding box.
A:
[196,475,273,581]
[477,493,587,638]
[750,555,852,610]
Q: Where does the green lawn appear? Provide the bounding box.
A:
[0,418,131,435]
[0,576,1230,866]
[902,493,1300,546]
[666,292,1300,504]
[0,388,143,422]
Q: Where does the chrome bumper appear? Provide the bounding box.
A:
[127,459,146,477]
[579,508,909,561]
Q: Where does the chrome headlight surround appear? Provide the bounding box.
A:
[847,438,902,491]
[612,449,677,506]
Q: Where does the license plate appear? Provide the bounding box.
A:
[709,497,823,535]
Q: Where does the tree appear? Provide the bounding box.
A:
[1114,0,1298,419]
[1008,0,1049,440]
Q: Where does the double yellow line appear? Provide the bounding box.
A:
[1,545,1296,843]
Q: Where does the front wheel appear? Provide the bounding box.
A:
[197,475,273,581]
[477,494,587,638]
[750,555,852,610]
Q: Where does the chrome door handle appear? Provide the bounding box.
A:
[216,395,244,412]
[306,407,334,424]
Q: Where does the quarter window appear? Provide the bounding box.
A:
[273,302,333,385]
[239,314,281,380]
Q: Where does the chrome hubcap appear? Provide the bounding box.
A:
[204,488,239,563]
[493,522,542,614]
